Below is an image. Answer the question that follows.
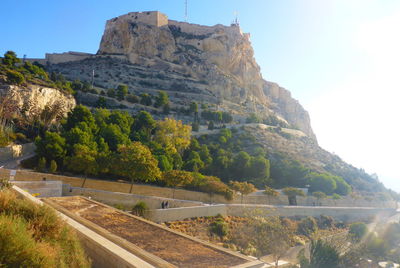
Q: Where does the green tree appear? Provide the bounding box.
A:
[154,91,169,108]
[130,111,156,142]
[132,201,149,217]
[6,69,25,85]
[189,102,198,114]
[126,94,139,103]
[96,96,107,108]
[108,110,134,135]
[231,151,251,180]
[282,187,305,205]
[64,105,97,132]
[333,176,351,196]
[154,118,191,155]
[116,142,161,192]
[229,181,257,204]
[49,160,57,173]
[183,151,204,172]
[140,93,152,106]
[107,88,115,98]
[307,172,337,195]
[116,84,128,101]
[297,217,318,238]
[331,193,341,205]
[65,144,98,188]
[208,121,214,130]
[264,186,280,204]
[312,191,327,206]
[249,216,294,267]
[199,176,232,203]
[35,132,66,164]
[99,124,130,151]
[299,239,340,268]
[2,51,20,67]
[349,222,368,242]
[248,156,270,180]
[37,157,46,172]
[246,113,261,123]
[221,112,233,123]
[191,122,199,132]
[162,170,194,198]
[210,217,229,241]
[157,154,173,171]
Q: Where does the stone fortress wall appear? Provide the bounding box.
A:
[106,11,168,28]
[45,51,93,64]
[27,11,245,65]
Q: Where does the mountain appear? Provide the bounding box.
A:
[37,11,387,193]
[46,11,315,140]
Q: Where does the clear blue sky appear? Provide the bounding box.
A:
[2,0,400,191]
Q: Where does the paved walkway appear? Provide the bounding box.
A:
[0,153,34,169]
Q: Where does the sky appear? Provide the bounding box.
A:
[1,0,400,191]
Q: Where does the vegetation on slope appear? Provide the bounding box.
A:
[0,188,90,267]
[1,51,397,201]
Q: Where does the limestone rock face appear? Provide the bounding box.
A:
[263,82,316,140]
[0,83,76,120]
[98,13,266,104]
[53,11,315,140]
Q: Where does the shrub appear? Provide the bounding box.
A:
[210,217,229,240]
[0,178,11,190]
[132,201,149,217]
[6,69,25,85]
[318,215,335,229]
[20,155,38,169]
[298,217,318,237]
[299,239,340,268]
[49,160,57,173]
[37,157,46,172]
[191,122,199,132]
[0,214,55,267]
[15,132,29,143]
[126,94,139,103]
[280,217,298,232]
[0,190,90,267]
[349,222,367,241]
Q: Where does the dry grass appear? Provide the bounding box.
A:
[48,196,247,268]
[0,190,90,267]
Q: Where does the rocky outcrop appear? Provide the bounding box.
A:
[49,11,315,139]
[0,83,76,121]
[263,82,316,140]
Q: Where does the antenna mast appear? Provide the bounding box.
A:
[185,0,188,22]
[231,11,239,26]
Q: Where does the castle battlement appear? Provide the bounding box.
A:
[107,11,168,28]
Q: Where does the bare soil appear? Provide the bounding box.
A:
[47,196,248,268]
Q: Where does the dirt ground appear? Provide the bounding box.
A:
[47,196,248,268]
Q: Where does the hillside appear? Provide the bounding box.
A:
[2,11,394,197]
[46,11,315,139]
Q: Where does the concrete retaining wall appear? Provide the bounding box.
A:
[149,205,227,222]
[8,169,397,208]
[148,204,396,223]
[0,143,35,162]
[12,180,62,197]
[11,185,155,268]
[241,193,396,208]
[11,169,230,203]
[64,186,204,209]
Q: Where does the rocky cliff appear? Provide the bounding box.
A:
[48,11,315,139]
[0,83,76,121]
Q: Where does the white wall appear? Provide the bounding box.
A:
[148,204,396,223]
[64,186,204,209]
